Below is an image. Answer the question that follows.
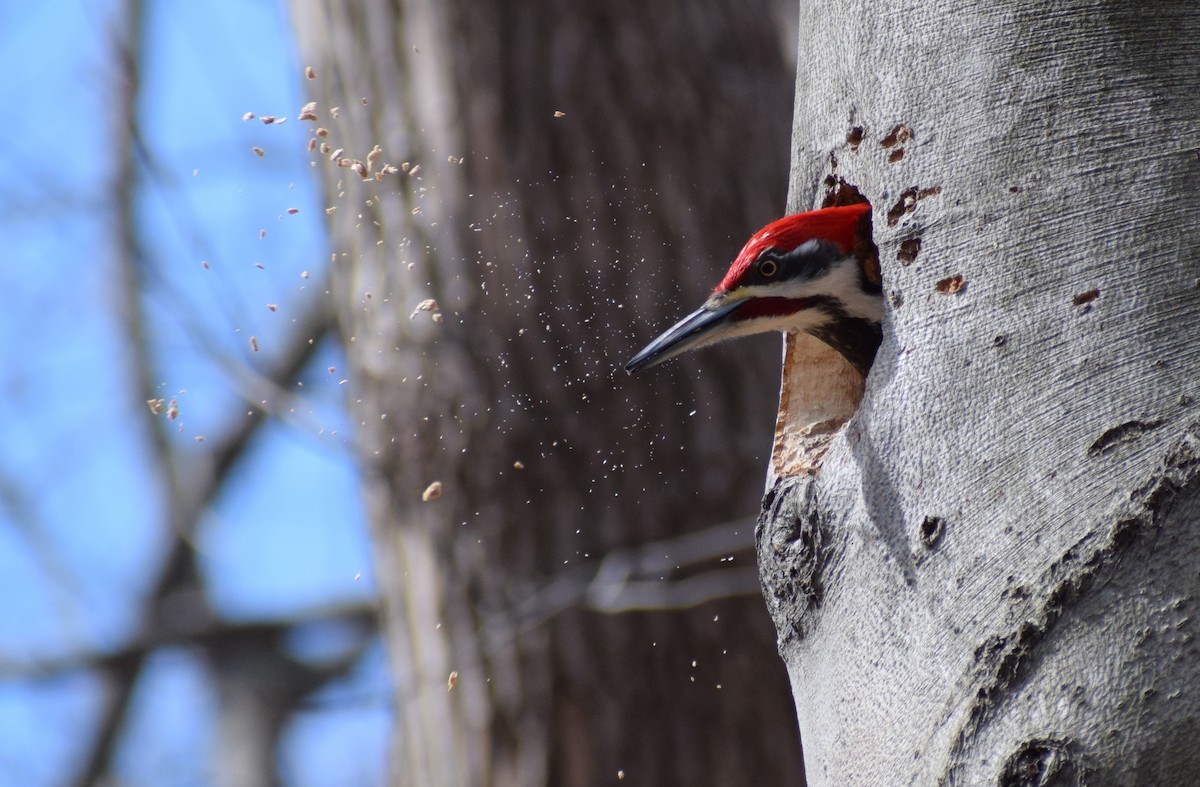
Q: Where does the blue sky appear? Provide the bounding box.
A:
[0,0,388,783]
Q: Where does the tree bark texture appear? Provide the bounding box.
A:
[290,1,805,784]
[759,1,1200,783]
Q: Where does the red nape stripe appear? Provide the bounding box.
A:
[716,203,869,293]
[736,297,811,320]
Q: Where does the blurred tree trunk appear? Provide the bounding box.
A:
[759,1,1200,783]
[290,1,803,784]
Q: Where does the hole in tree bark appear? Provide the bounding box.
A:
[1000,738,1078,787]
[897,237,922,266]
[919,516,944,550]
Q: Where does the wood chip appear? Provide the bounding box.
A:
[422,481,443,502]
[252,147,265,157]
[305,66,317,79]
[410,298,440,319]
[447,671,458,691]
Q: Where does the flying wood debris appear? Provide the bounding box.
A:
[250,336,259,352]
[147,398,165,415]
[252,147,265,157]
[298,102,318,121]
[410,299,440,319]
[422,481,443,502]
[553,110,566,118]
[242,112,255,121]
[305,66,317,79]
[447,671,458,691]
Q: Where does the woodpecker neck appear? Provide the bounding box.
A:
[806,300,883,378]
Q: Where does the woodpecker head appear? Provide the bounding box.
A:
[625,203,884,377]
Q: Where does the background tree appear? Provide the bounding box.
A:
[290,0,806,784]
[758,1,1200,782]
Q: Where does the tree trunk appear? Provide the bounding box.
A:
[290,1,805,784]
[759,1,1200,783]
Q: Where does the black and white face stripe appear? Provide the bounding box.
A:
[737,239,842,290]
[725,246,884,328]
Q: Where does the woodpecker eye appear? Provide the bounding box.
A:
[758,258,779,277]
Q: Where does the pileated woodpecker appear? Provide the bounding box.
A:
[625,203,883,376]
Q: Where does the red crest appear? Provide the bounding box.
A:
[716,203,870,293]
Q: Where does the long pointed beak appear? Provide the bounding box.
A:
[625,297,747,374]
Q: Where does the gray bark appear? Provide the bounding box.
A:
[760,1,1200,783]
